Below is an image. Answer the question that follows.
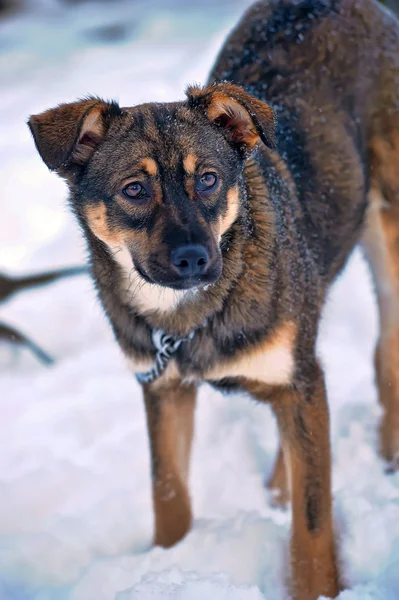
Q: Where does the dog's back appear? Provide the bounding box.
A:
[211,0,399,279]
[211,0,399,126]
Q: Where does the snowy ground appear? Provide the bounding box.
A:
[1,1,399,599]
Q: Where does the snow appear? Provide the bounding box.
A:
[1,1,399,599]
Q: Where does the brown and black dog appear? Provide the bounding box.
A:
[27,0,399,598]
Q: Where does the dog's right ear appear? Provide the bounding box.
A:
[28,98,121,172]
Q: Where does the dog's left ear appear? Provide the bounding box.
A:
[186,82,276,153]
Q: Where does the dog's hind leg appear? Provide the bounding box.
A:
[266,444,290,507]
[362,123,399,469]
[142,379,196,547]
[362,134,399,469]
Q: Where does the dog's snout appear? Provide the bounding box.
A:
[171,244,210,277]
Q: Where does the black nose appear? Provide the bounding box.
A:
[171,244,210,277]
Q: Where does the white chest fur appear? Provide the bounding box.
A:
[203,323,296,386]
[114,245,187,313]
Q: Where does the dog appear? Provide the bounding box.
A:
[27,0,399,597]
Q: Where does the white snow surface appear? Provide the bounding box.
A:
[1,1,399,599]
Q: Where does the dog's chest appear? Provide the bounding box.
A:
[127,322,296,387]
[201,328,295,386]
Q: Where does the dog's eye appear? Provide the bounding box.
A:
[197,172,218,192]
[123,182,145,199]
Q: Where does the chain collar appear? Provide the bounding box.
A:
[135,328,195,384]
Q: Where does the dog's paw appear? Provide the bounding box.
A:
[385,452,399,474]
[380,416,399,472]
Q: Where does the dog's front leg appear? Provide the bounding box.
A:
[245,363,339,600]
[273,363,339,600]
[142,379,196,548]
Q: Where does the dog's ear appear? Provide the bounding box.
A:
[186,82,276,153]
[28,98,121,171]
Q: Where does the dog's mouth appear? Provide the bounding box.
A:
[135,259,222,291]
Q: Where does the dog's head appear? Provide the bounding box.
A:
[28,83,275,293]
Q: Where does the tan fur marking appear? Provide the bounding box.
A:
[85,203,122,245]
[219,185,240,238]
[205,322,296,385]
[140,157,158,176]
[183,154,197,175]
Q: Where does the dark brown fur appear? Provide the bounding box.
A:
[28,1,399,598]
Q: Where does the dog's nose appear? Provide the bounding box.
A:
[171,244,210,277]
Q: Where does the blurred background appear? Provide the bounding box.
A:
[0,2,399,600]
